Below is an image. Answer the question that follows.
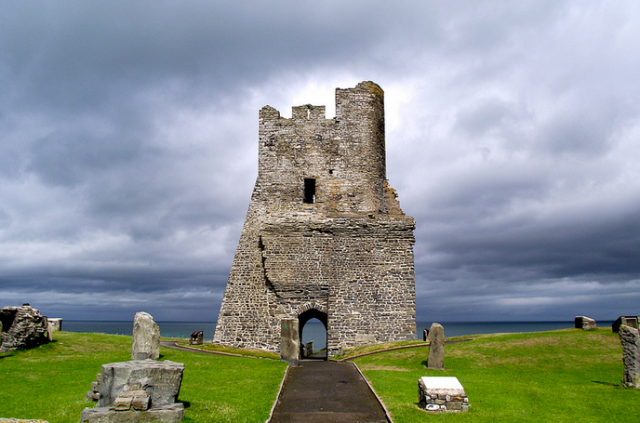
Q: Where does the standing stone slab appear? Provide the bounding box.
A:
[280,319,300,366]
[619,324,640,388]
[131,312,160,360]
[427,323,445,370]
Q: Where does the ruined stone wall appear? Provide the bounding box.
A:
[213,82,416,356]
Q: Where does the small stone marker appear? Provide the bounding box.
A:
[619,324,640,388]
[427,323,445,370]
[131,311,160,360]
[418,376,469,412]
[575,316,596,330]
[280,319,300,366]
[189,330,203,345]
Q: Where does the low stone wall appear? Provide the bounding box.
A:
[418,376,469,412]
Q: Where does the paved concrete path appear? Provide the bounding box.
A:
[269,360,389,423]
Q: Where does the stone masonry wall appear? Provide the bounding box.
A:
[213,82,416,357]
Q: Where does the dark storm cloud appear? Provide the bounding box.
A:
[1,1,640,321]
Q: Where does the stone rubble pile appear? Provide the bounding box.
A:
[0,305,50,352]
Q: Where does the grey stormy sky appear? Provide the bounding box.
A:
[1,1,639,322]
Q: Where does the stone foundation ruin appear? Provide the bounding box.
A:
[0,305,50,352]
[213,82,416,358]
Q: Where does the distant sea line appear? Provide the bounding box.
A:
[64,320,610,350]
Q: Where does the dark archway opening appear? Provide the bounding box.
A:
[298,309,327,360]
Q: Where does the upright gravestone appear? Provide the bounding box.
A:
[427,323,445,370]
[131,312,160,360]
[280,319,300,366]
[619,324,640,388]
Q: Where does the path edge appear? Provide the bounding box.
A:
[352,362,393,423]
[266,364,291,423]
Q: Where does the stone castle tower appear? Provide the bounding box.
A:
[213,81,416,357]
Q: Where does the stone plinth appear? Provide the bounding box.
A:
[97,360,184,407]
[575,316,596,330]
[80,404,184,423]
[418,376,469,412]
[82,360,184,423]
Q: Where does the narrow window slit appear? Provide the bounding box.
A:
[304,178,316,204]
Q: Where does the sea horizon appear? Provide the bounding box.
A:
[62,319,615,351]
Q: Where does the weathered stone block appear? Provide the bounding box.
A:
[0,305,49,352]
[418,376,468,412]
[575,316,596,330]
[189,330,203,345]
[97,360,184,408]
[619,324,640,388]
[280,319,300,366]
[131,312,160,361]
[80,403,184,423]
[427,323,445,370]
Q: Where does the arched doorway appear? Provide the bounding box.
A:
[298,308,327,360]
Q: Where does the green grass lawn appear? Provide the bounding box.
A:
[0,332,287,423]
[354,328,640,423]
[1,329,638,422]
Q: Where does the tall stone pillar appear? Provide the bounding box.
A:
[619,324,640,388]
[280,319,300,366]
[427,323,445,370]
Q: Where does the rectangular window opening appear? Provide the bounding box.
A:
[304,178,316,204]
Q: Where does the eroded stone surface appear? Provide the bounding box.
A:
[213,82,416,357]
[97,360,184,408]
[280,319,300,366]
[619,324,640,388]
[427,323,445,370]
[131,312,160,361]
[575,316,597,330]
[0,305,49,352]
[80,404,184,423]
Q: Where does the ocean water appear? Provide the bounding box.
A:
[64,320,608,352]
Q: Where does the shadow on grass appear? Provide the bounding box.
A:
[592,380,620,388]
[179,400,191,409]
